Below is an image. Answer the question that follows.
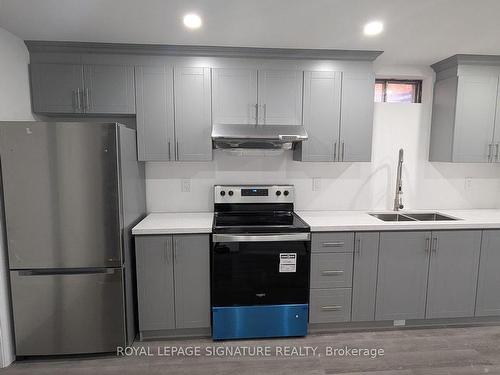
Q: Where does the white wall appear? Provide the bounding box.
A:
[146,66,500,213]
[0,27,35,367]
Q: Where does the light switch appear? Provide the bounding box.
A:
[312,178,321,191]
[181,179,191,192]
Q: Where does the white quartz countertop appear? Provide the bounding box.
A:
[296,209,500,232]
[132,212,213,235]
[132,209,500,235]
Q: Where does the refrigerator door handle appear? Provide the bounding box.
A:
[17,268,115,276]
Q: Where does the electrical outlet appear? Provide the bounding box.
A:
[181,179,191,192]
[312,178,321,191]
[393,320,406,327]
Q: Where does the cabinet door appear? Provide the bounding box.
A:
[352,232,379,321]
[376,231,431,321]
[453,75,498,162]
[212,68,258,124]
[135,236,175,331]
[296,71,341,161]
[173,235,210,329]
[135,65,174,161]
[309,288,352,323]
[476,230,500,316]
[257,70,303,125]
[339,72,375,162]
[30,63,83,113]
[83,65,135,114]
[426,231,481,318]
[173,67,212,161]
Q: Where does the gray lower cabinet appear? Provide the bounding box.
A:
[476,230,500,316]
[31,63,84,114]
[135,65,175,161]
[135,234,210,334]
[172,235,210,328]
[352,232,379,321]
[426,230,481,318]
[376,231,431,321]
[30,63,135,114]
[135,236,175,331]
[309,288,352,323]
[310,252,353,289]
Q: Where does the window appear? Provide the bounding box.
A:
[374,79,422,103]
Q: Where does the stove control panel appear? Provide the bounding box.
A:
[214,185,294,204]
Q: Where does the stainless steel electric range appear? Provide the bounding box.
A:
[211,185,311,340]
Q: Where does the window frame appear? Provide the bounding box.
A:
[375,79,423,103]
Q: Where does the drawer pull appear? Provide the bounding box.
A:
[321,270,344,276]
[322,242,345,247]
[321,305,343,311]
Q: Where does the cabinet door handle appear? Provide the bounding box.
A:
[321,270,344,276]
[73,89,78,112]
[321,305,342,311]
[341,141,345,161]
[495,144,499,162]
[263,103,267,125]
[76,88,83,112]
[84,88,90,112]
[432,236,438,253]
[255,104,259,125]
[176,140,179,160]
[333,142,337,161]
[168,141,171,160]
[355,238,361,255]
[425,237,430,253]
[488,143,493,162]
[322,241,345,247]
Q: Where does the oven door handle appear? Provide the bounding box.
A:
[212,233,310,242]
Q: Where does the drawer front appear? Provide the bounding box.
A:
[309,288,352,323]
[312,232,354,253]
[310,253,353,288]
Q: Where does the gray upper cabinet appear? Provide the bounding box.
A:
[376,231,431,321]
[212,67,303,126]
[430,56,500,162]
[294,70,375,162]
[257,69,303,125]
[135,65,175,161]
[212,68,258,124]
[476,230,500,316]
[174,67,213,161]
[83,65,135,114]
[426,230,481,319]
[31,63,84,113]
[173,235,210,329]
[135,236,175,331]
[352,232,379,322]
[294,71,341,162]
[340,72,375,162]
[30,63,135,115]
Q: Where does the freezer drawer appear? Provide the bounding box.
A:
[10,268,125,356]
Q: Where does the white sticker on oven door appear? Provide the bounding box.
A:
[279,253,297,273]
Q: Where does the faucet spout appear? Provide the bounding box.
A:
[394,148,404,211]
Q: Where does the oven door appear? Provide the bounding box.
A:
[211,233,311,307]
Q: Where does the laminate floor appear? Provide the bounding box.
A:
[4,325,500,374]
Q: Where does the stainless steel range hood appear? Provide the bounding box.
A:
[211,123,308,150]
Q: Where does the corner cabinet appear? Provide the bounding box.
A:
[135,234,210,338]
[31,63,135,114]
[430,55,500,162]
[293,70,375,162]
[135,65,212,162]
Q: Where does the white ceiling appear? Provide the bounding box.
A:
[1,0,500,66]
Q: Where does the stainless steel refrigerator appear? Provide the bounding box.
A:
[0,122,146,356]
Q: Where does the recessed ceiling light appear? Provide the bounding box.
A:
[363,21,384,36]
[183,13,202,29]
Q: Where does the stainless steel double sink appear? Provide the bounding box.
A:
[369,212,460,222]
